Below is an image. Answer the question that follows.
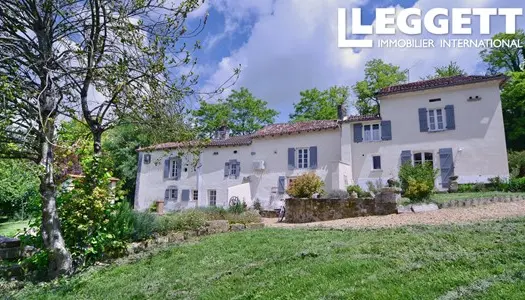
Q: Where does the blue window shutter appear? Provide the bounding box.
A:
[224,162,230,178]
[353,123,363,143]
[418,108,428,132]
[278,176,285,194]
[164,189,169,201]
[163,158,170,179]
[381,120,392,140]
[439,148,454,188]
[401,150,412,166]
[181,190,190,201]
[309,146,318,169]
[288,148,295,170]
[445,105,456,130]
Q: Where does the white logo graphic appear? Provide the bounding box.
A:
[338,8,524,48]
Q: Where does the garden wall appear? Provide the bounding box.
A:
[285,188,399,223]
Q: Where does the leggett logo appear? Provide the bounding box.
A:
[338,8,524,49]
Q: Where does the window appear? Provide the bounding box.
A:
[428,109,445,131]
[193,190,198,201]
[372,156,381,170]
[230,162,238,177]
[170,159,179,179]
[364,123,381,142]
[169,188,178,201]
[429,98,441,102]
[296,148,309,169]
[144,154,151,164]
[413,152,434,168]
[213,152,219,155]
[208,190,217,206]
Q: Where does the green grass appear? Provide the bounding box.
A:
[10,218,525,299]
[431,192,525,204]
[0,220,28,237]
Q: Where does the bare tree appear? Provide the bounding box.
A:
[0,0,73,277]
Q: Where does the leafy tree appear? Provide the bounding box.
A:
[193,88,278,137]
[423,61,466,79]
[501,72,525,151]
[0,160,39,219]
[480,30,525,74]
[289,86,350,122]
[352,59,407,116]
[0,0,228,278]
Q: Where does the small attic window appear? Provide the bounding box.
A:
[429,98,441,102]
[144,154,151,164]
[233,150,238,154]
[213,152,219,155]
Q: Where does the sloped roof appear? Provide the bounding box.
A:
[253,120,339,138]
[376,74,507,97]
[137,135,253,151]
[138,116,380,152]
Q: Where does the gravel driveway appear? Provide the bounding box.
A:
[263,201,525,229]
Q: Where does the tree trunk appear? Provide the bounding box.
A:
[39,119,72,279]
[93,129,102,155]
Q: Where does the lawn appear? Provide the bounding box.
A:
[431,192,525,204]
[10,217,525,299]
[0,220,28,237]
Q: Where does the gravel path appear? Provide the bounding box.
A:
[263,201,525,229]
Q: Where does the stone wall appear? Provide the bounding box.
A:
[285,188,399,223]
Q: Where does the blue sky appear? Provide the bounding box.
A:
[183,0,525,122]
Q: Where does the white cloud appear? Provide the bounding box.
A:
[201,0,525,120]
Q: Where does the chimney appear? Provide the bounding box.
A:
[337,104,344,120]
[215,125,230,140]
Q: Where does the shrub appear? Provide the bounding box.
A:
[55,157,134,265]
[487,176,508,192]
[508,177,525,192]
[224,210,261,224]
[366,179,384,194]
[253,199,262,211]
[325,190,349,199]
[398,163,438,202]
[131,211,159,241]
[286,172,324,198]
[473,182,488,192]
[404,177,433,202]
[228,201,245,214]
[197,206,228,220]
[458,184,475,193]
[346,185,363,196]
[156,210,207,234]
[508,151,525,178]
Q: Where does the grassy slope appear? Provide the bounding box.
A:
[0,220,28,237]
[12,218,525,300]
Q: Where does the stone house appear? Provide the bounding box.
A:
[134,75,509,211]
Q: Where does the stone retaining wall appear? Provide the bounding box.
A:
[438,194,525,209]
[285,188,399,223]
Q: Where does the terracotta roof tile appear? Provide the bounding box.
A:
[138,135,253,151]
[139,116,380,151]
[253,120,339,137]
[377,74,507,97]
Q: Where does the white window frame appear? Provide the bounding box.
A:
[413,151,434,168]
[296,148,309,169]
[372,155,382,170]
[169,188,178,201]
[208,190,217,206]
[170,159,179,179]
[428,108,446,131]
[230,162,238,177]
[192,190,198,201]
[363,123,381,142]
